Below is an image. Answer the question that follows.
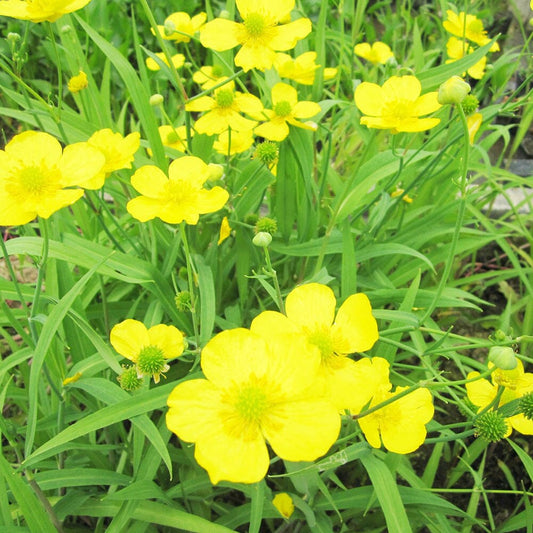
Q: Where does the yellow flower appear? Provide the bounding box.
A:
[358,358,434,454]
[218,216,231,244]
[145,52,185,72]
[200,0,311,72]
[0,0,92,22]
[274,52,337,85]
[354,75,441,133]
[0,131,105,225]
[67,70,88,93]
[250,283,379,411]
[213,129,254,155]
[466,360,533,435]
[110,319,184,384]
[443,10,499,52]
[193,65,227,90]
[166,328,341,484]
[254,83,321,142]
[466,112,483,145]
[353,42,394,65]
[153,11,207,43]
[185,80,263,135]
[272,493,294,519]
[127,156,229,225]
[445,37,487,80]
[87,129,140,178]
[156,125,191,153]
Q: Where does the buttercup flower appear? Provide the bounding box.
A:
[274,52,337,85]
[446,37,487,80]
[250,283,379,411]
[273,493,295,519]
[193,65,227,90]
[0,131,105,225]
[254,83,321,142]
[111,319,185,383]
[67,70,88,93]
[153,11,207,43]
[166,328,341,484]
[213,129,254,155]
[200,0,312,72]
[466,360,533,435]
[145,52,185,72]
[357,357,434,454]
[218,216,231,244]
[127,156,229,225]
[186,80,263,135]
[0,0,92,22]
[354,75,441,133]
[353,42,394,65]
[88,129,140,178]
[443,10,499,52]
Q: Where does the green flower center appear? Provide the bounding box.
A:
[234,382,269,423]
[15,165,51,195]
[474,411,508,442]
[137,345,166,375]
[215,88,235,108]
[165,130,179,144]
[306,325,334,362]
[274,100,292,118]
[164,180,196,204]
[244,13,267,38]
[211,64,223,77]
[383,99,413,119]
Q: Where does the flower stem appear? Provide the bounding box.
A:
[180,223,200,348]
[263,246,285,314]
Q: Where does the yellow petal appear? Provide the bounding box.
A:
[509,413,533,435]
[332,293,379,354]
[271,82,298,107]
[201,328,270,387]
[234,42,277,72]
[185,95,215,112]
[394,117,441,132]
[292,101,321,119]
[251,311,301,337]
[168,156,209,187]
[110,319,149,361]
[466,372,496,408]
[59,142,105,189]
[6,131,62,168]
[38,189,84,218]
[272,493,294,519]
[254,120,289,142]
[200,19,241,51]
[412,92,441,117]
[147,324,184,359]
[354,82,384,116]
[131,165,168,197]
[383,76,421,102]
[126,196,161,222]
[285,283,336,329]
[196,186,229,215]
[268,18,312,51]
[234,93,265,119]
[263,399,340,461]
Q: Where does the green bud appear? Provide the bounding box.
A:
[488,346,517,370]
[438,76,471,105]
[252,231,272,247]
[493,329,508,342]
[253,141,279,167]
[164,20,176,36]
[150,93,164,107]
[118,365,143,391]
[474,411,509,442]
[519,392,533,420]
[137,345,169,382]
[7,32,20,44]
[255,217,277,234]
[60,24,73,34]
[208,163,224,181]
[219,10,231,19]
[175,291,192,312]
[461,94,479,115]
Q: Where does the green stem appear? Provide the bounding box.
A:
[180,223,200,348]
[263,246,285,314]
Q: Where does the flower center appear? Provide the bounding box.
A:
[215,88,235,108]
[306,325,335,362]
[244,13,267,39]
[383,99,414,119]
[274,100,292,118]
[165,130,179,144]
[493,367,522,390]
[211,64,224,77]
[234,382,269,423]
[8,164,58,201]
[137,345,166,375]
[164,180,196,204]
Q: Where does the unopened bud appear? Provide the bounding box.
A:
[488,346,517,370]
[150,93,164,106]
[438,76,471,105]
[208,163,224,181]
[219,10,231,19]
[7,32,20,43]
[252,231,272,247]
[118,365,143,391]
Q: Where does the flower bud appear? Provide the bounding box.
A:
[208,163,224,181]
[175,291,191,312]
[489,346,517,370]
[7,32,20,44]
[67,70,88,93]
[163,20,176,36]
[474,411,509,442]
[219,10,230,19]
[438,76,471,105]
[60,24,73,34]
[150,93,164,107]
[253,231,272,247]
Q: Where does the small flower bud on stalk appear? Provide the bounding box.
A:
[488,346,517,370]
[118,366,143,391]
[175,291,192,311]
[438,76,471,105]
[253,231,272,247]
[150,93,164,107]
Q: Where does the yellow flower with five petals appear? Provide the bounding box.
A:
[126,156,229,225]
[250,283,379,411]
[153,11,207,43]
[0,131,105,225]
[354,75,441,133]
[254,83,321,142]
[274,52,337,85]
[200,0,311,72]
[443,10,499,52]
[166,328,341,484]
[353,42,394,65]
[87,129,140,178]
